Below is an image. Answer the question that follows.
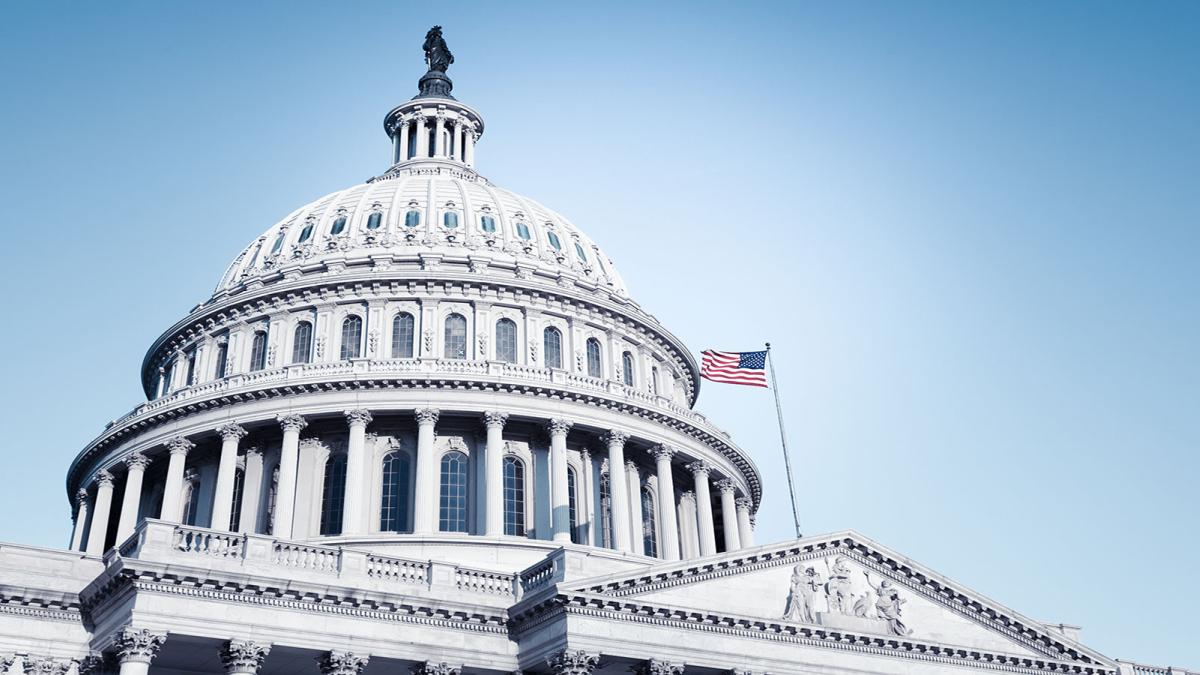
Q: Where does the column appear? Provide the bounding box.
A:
[85,471,115,555]
[413,408,440,533]
[689,461,717,556]
[651,444,680,561]
[412,661,462,675]
[580,448,595,545]
[716,478,741,552]
[70,488,91,551]
[626,460,643,553]
[114,628,166,675]
[211,422,248,532]
[341,409,373,535]
[220,639,271,675]
[160,436,194,523]
[398,122,410,162]
[602,431,633,553]
[115,452,151,542]
[547,650,599,675]
[547,418,573,543]
[414,115,429,158]
[453,122,464,160]
[238,447,264,533]
[633,660,684,675]
[464,128,476,167]
[317,651,369,675]
[434,115,446,157]
[736,497,755,548]
[273,414,308,539]
[679,491,700,558]
[483,411,508,536]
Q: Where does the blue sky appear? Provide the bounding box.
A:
[1,1,1196,665]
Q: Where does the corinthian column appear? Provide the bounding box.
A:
[316,651,369,675]
[689,461,717,556]
[464,129,476,167]
[626,460,643,553]
[85,471,115,556]
[220,640,271,675]
[679,491,700,559]
[482,411,508,537]
[547,418,573,543]
[633,660,685,675]
[238,447,264,533]
[160,437,194,523]
[716,478,741,552]
[546,650,599,675]
[412,408,440,533]
[434,115,446,157]
[736,496,755,548]
[342,409,373,535]
[412,661,462,675]
[114,628,166,675]
[414,115,428,158]
[115,453,151,542]
[273,414,308,538]
[651,444,680,560]
[70,488,90,551]
[602,430,633,552]
[211,423,248,532]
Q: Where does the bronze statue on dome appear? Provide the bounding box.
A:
[423,26,454,74]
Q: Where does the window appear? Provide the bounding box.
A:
[404,210,421,228]
[250,331,268,371]
[547,231,562,251]
[586,338,602,378]
[443,211,459,229]
[444,313,467,359]
[480,214,496,232]
[340,316,362,360]
[330,216,347,235]
[181,473,200,527]
[495,318,518,363]
[439,451,469,532]
[380,452,411,533]
[391,312,415,359]
[567,466,579,544]
[185,350,197,386]
[599,472,612,549]
[502,456,526,536]
[622,352,635,387]
[366,212,383,230]
[292,321,313,364]
[214,341,228,379]
[269,232,286,255]
[651,366,660,395]
[266,467,278,535]
[574,242,587,263]
[229,468,245,531]
[161,362,174,394]
[298,221,314,243]
[543,327,563,369]
[319,454,347,536]
[642,486,658,557]
[516,222,531,240]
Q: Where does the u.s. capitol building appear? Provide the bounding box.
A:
[0,27,1187,675]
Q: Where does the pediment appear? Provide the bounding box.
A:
[567,531,1112,668]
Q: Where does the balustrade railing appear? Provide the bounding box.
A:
[273,541,339,572]
[174,526,245,559]
[367,553,428,584]
[518,555,558,594]
[456,567,516,596]
[1117,663,1196,675]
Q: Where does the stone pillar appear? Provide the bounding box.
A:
[211,423,248,532]
[411,662,462,675]
[220,640,271,675]
[716,479,741,552]
[689,461,717,556]
[626,460,644,554]
[115,452,151,543]
[434,115,446,157]
[238,447,264,533]
[633,660,685,675]
[414,115,428,158]
[273,414,308,539]
[679,490,700,559]
[397,122,410,163]
[736,497,755,548]
[581,448,595,545]
[341,409,373,535]
[483,411,508,537]
[70,488,90,551]
[413,408,440,533]
[160,436,194,523]
[85,471,115,555]
[114,628,166,675]
[316,651,369,675]
[546,650,599,675]
[602,431,633,553]
[453,123,464,160]
[464,128,476,167]
[651,444,680,561]
[547,418,573,543]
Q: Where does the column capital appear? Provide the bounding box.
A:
[625,459,638,473]
[633,660,685,675]
[650,443,676,461]
[220,640,271,674]
[735,496,754,511]
[78,652,112,675]
[316,651,369,675]
[344,409,373,427]
[482,410,509,430]
[124,452,151,472]
[95,470,115,489]
[680,490,696,504]
[715,478,738,496]
[546,650,599,675]
[277,413,308,432]
[23,658,78,675]
[114,627,167,664]
[687,460,712,477]
[601,430,629,446]
[411,662,462,675]
[75,488,89,506]
[166,436,195,456]
[415,408,441,425]
[298,437,323,450]
[581,447,592,462]
[547,418,574,436]
[245,446,263,459]
[217,422,249,441]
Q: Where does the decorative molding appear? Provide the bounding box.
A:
[245,446,263,460]
[482,410,509,429]
[166,436,194,456]
[124,452,151,471]
[113,627,167,664]
[316,651,369,675]
[546,650,599,675]
[344,409,374,427]
[94,470,114,489]
[715,478,737,496]
[217,422,249,441]
[546,418,573,436]
[22,659,78,675]
[601,430,629,446]
[411,662,462,675]
[735,496,753,512]
[415,408,441,425]
[77,653,112,675]
[277,413,308,432]
[650,443,676,461]
[220,639,271,674]
[632,660,684,675]
[680,490,696,504]
[75,488,89,506]
[687,460,711,477]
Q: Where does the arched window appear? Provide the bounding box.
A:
[547,231,562,251]
[250,331,268,371]
[229,468,245,531]
[404,210,421,228]
[330,216,347,235]
[586,338,602,378]
[184,350,197,386]
[567,466,580,544]
[366,212,383,230]
[340,316,362,360]
[480,214,496,232]
[214,341,229,379]
[292,321,313,364]
[391,312,415,359]
[544,327,563,369]
[319,454,347,536]
[380,451,412,533]
[181,471,201,527]
[495,319,518,363]
[651,366,660,395]
[574,242,587,263]
[502,456,526,536]
[269,231,286,255]
[443,211,459,229]
[439,451,469,533]
[622,352,635,387]
[642,486,658,558]
[515,222,531,240]
[298,221,314,243]
[444,313,468,359]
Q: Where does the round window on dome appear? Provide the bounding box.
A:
[298,222,314,243]
[366,212,383,230]
[480,215,496,233]
[330,216,347,235]
[405,210,421,228]
[547,231,562,251]
[516,222,531,240]
[444,211,459,229]
[574,242,587,263]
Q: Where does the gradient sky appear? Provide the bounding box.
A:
[1,1,1196,666]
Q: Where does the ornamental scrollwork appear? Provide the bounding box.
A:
[166,436,195,456]
[601,430,629,446]
[715,478,738,496]
[217,422,248,441]
[344,409,374,427]
[316,651,369,675]
[735,496,753,512]
[686,460,711,477]
[482,410,509,429]
[95,470,115,489]
[113,627,167,664]
[650,443,676,461]
[277,413,308,432]
[546,650,599,675]
[124,452,151,471]
[546,418,573,436]
[220,640,271,673]
[23,658,79,675]
[415,408,441,425]
[632,660,684,675]
[411,662,461,675]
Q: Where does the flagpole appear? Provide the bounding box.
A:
[765,342,802,539]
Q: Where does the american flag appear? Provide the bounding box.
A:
[700,350,769,387]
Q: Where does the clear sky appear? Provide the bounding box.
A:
[1,1,1196,665]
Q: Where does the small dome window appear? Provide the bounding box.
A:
[366,212,383,230]
[330,216,347,235]
[404,210,421,228]
[547,231,562,251]
[480,215,496,233]
[269,232,287,255]
[443,211,459,229]
[574,242,587,263]
[298,221,314,243]
[516,222,531,240]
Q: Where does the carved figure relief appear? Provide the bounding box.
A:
[780,556,915,637]
[825,555,854,614]
[782,564,823,623]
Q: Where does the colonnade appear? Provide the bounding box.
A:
[71,409,755,560]
[391,111,477,166]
